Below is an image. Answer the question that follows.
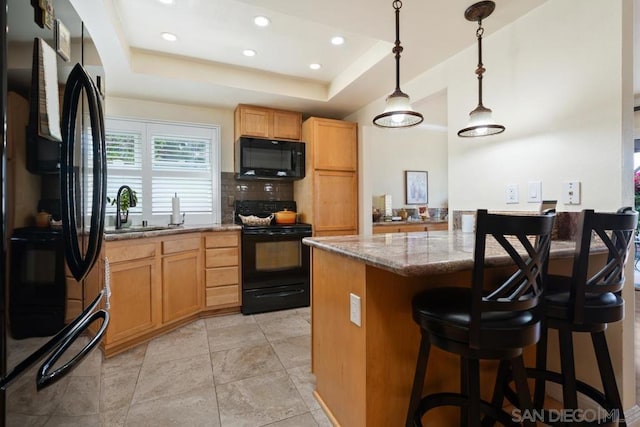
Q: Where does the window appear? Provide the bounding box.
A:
[104,118,220,225]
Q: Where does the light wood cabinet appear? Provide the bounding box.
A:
[203,231,241,308]
[294,117,358,236]
[372,222,448,234]
[234,104,302,141]
[161,235,202,323]
[97,230,242,357]
[104,242,161,344]
[311,119,357,171]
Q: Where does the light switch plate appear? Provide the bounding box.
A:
[562,181,581,205]
[505,184,519,204]
[527,181,542,203]
[350,293,361,327]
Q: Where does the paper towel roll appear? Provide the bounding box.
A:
[172,193,181,224]
[461,214,475,233]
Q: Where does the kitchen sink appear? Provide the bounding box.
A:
[103,225,176,234]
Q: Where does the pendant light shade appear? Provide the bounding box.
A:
[373,1,423,128]
[457,1,505,138]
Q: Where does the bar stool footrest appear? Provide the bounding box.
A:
[413,392,520,427]
[500,368,620,426]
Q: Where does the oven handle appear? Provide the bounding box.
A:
[243,231,312,237]
[254,288,306,298]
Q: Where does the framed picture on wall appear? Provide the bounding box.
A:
[405,170,428,204]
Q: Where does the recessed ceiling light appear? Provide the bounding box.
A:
[254,16,270,27]
[309,63,322,70]
[331,36,345,45]
[161,32,177,42]
[157,0,174,4]
[243,49,256,57]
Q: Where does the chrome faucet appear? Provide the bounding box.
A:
[115,185,137,229]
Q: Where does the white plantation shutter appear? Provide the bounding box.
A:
[150,132,213,214]
[103,118,220,224]
[104,127,143,215]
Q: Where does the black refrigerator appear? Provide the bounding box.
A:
[0,0,108,425]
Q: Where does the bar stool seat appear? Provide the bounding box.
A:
[413,287,541,355]
[544,282,624,325]
[406,209,555,427]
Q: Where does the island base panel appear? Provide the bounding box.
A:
[311,248,540,426]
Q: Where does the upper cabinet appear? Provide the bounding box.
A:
[234,104,302,141]
[294,117,358,237]
[309,118,357,171]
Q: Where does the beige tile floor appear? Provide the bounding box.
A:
[7,279,640,426]
[6,307,332,427]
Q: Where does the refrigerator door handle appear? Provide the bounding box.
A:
[36,309,109,390]
[60,63,107,282]
[0,289,107,391]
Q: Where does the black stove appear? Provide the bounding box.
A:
[234,200,312,233]
[235,200,311,315]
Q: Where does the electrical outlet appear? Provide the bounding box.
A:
[527,181,542,203]
[505,184,519,204]
[350,293,361,327]
[562,181,581,205]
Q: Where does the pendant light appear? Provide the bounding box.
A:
[457,0,505,138]
[373,0,423,128]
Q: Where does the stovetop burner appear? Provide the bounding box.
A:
[234,200,312,232]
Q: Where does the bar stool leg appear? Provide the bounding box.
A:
[481,359,510,427]
[533,320,549,409]
[591,331,625,426]
[461,356,470,426]
[511,356,536,427]
[406,330,431,427]
[558,329,579,411]
[467,357,481,427]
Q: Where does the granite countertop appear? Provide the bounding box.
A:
[103,223,241,241]
[303,230,578,277]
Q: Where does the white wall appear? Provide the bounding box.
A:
[105,97,236,172]
[350,0,633,213]
[349,0,636,409]
[368,126,448,210]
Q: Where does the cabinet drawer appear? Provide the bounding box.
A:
[205,232,239,248]
[106,242,156,263]
[205,266,239,287]
[205,247,238,268]
[205,285,240,307]
[162,237,200,255]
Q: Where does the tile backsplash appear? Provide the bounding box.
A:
[221,172,293,223]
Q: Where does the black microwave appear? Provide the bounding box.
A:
[235,137,305,180]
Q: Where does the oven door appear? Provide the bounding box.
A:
[241,229,311,314]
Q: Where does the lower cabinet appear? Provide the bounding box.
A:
[204,231,241,308]
[107,256,161,343]
[372,222,448,234]
[99,230,240,357]
[102,239,161,349]
[162,235,202,323]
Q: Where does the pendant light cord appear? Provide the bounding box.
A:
[475,21,485,108]
[393,0,403,93]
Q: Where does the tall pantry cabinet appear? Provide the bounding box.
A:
[294,117,358,236]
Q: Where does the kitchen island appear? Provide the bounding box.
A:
[303,230,580,426]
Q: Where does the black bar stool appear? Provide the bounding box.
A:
[495,207,637,426]
[405,209,555,427]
